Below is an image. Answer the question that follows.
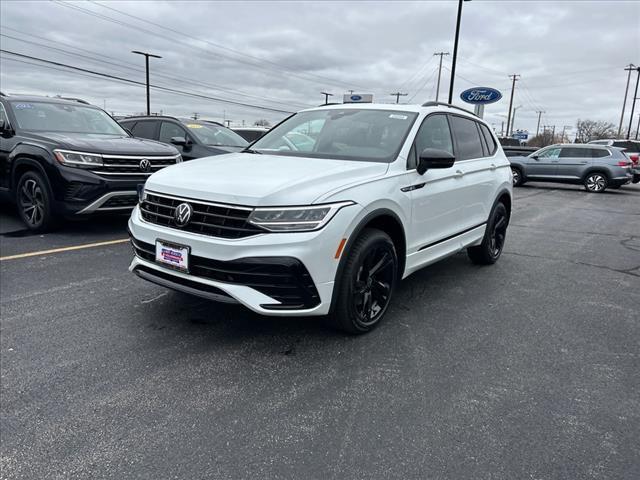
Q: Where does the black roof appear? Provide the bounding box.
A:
[119,115,225,128]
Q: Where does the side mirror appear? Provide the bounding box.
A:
[417,148,455,175]
[170,136,188,146]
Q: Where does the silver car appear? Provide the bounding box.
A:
[508,144,634,193]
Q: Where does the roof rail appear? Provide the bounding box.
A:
[55,95,90,105]
[421,101,476,116]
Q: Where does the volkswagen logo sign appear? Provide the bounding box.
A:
[139,158,151,173]
[174,202,193,227]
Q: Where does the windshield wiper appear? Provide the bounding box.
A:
[241,148,262,154]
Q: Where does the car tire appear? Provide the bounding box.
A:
[467,202,508,265]
[15,170,57,232]
[330,228,398,334]
[584,172,608,193]
[511,167,524,187]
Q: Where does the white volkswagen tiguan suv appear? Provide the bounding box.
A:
[129,102,512,333]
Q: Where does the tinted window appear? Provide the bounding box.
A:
[479,123,497,155]
[131,121,158,140]
[251,109,418,163]
[409,114,453,169]
[560,147,591,158]
[159,122,187,143]
[10,101,126,135]
[590,148,610,158]
[184,122,247,147]
[449,115,484,160]
[234,130,267,143]
[612,141,640,153]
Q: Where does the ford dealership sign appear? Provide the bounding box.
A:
[460,87,502,105]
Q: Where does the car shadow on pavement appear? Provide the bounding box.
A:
[517,183,639,195]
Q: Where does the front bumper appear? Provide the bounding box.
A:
[128,203,362,316]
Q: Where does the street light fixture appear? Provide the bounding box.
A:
[131,50,162,115]
[448,0,471,104]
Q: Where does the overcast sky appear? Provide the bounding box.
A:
[1,0,639,138]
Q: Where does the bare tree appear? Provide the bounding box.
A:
[527,132,561,148]
[574,119,616,143]
[254,119,271,127]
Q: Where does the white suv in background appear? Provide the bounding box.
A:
[128,102,512,333]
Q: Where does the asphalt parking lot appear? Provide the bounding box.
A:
[1,183,639,480]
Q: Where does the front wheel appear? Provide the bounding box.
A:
[467,202,509,265]
[511,167,524,186]
[584,173,608,193]
[330,228,398,334]
[16,170,57,232]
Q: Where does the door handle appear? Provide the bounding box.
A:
[490,163,497,170]
[454,170,464,178]
[579,161,588,164]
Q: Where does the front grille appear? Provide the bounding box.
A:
[92,155,180,176]
[102,195,139,209]
[130,236,320,309]
[140,192,264,239]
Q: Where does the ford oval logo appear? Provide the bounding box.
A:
[350,95,362,101]
[460,87,502,105]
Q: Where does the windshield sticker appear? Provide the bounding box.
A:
[389,114,408,120]
[186,124,203,129]
[14,103,34,110]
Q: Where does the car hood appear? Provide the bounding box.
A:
[23,132,178,156]
[145,152,389,206]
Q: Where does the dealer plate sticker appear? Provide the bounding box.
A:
[155,240,189,271]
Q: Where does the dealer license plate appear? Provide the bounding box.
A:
[155,240,189,272]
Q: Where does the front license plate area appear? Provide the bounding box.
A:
[155,240,190,272]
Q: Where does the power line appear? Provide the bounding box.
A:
[0,30,310,110]
[52,0,375,92]
[0,49,294,114]
[407,66,439,103]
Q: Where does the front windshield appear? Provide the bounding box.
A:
[184,123,248,147]
[250,108,418,162]
[10,101,127,135]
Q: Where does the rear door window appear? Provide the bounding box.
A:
[479,123,497,155]
[559,147,591,158]
[131,120,158,140]
[449,115,484,160]
[589,148,611,158]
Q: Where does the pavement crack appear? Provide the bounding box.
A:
[503,251,640,278]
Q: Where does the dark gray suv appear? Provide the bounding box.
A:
[508,144,634,192]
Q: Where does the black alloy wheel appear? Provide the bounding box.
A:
[467,202,509,265]
[331,228,398,334]
[16,171,55,232]
[511,167,523,186]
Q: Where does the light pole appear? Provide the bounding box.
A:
[448,0,471,104]
[510,105,522,136]
[131,50,162,115]
[626,67,640,139]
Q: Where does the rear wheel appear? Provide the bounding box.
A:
[330,228,398,334]
[584,172,608,193]
[467,202,508,265]
[15,170,56,232]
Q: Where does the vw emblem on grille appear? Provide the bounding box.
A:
[139,158,151,173]
[174,202,193,227]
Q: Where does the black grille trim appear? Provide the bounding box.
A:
[102,195,139,209]
[92,155,180,175]
[130,236,320,309]
[140,192,265,239]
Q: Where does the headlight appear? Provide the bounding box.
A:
[176,155,183,163]
[248,201,354,232]
[54,150,103,168]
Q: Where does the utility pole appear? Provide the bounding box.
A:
[618,64,636,138]
[535,110,545,137]
[561,125,572,143]
[192,112,199,120]
[448,0,470,104]
[390,92,408,104]
[501,121,504,137]
[626,67,640,139]
[505,74,520,138]
[552,125,556,142]
[131,50,162,116]
[510,105,522,136]
[433,52,450,102]
[321,91,333,105]
[635,113,639,140]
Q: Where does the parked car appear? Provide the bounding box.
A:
[128,102,512,333]
[232,126,270,143]
[118,116,248,160]
[0,94,181,231]
[508,144,634,192]
[502,146,537,157]
[588,139,640,183]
